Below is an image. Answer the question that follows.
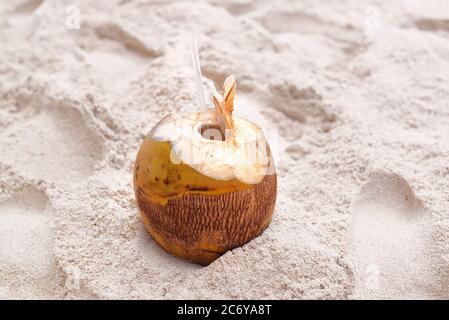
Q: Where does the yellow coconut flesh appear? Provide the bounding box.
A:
[133,76,277,265]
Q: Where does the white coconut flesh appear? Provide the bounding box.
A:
[150,110,272,184]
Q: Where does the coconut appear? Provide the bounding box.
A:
[133,75,277,265]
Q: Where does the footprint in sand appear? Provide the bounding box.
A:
[210,0,257,16]
[0,186,63,299]
[257,10,365,67]
[258,10,364,44]
[0,101,103,184]
[76,21,162,93]
[413,18,449,33]
[349,172,440,299]
[13,0,44,14]
[1,0,45,42]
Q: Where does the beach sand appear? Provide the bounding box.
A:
[1,0,449,299]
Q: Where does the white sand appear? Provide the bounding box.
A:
[1,0,449,299]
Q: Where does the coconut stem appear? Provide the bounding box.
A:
[212,75,236,137]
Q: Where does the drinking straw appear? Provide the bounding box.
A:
[190,36,206,109]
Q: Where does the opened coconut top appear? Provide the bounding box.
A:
[150,75,272,184]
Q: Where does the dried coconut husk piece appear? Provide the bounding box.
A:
[212,75,236,138]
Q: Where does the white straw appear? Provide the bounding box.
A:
[190,36,206,109]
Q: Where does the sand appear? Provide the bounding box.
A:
[0,0,449,299]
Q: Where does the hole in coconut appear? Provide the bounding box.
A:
[198,123,225,141]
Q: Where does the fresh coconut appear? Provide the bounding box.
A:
[133,75,277,265]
